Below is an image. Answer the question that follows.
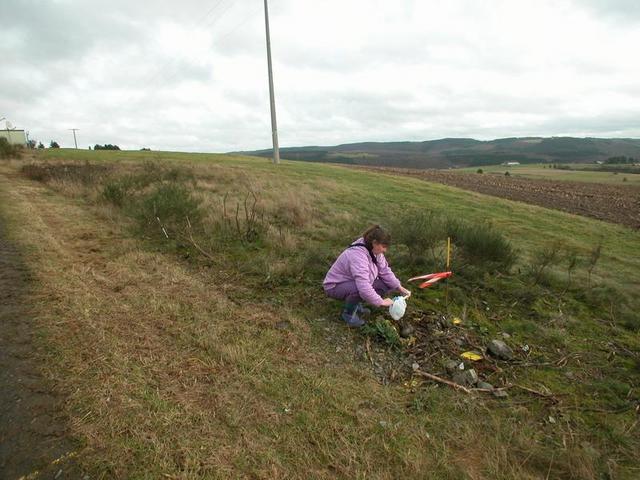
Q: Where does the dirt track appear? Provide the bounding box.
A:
[360,167,640,229]
[0,196,81,478]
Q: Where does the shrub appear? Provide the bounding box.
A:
[391,210,447,265]
[20,163,50,181]
[0,138,22,159]
[476,168,483,174]
[50,141,60,148]
[136,183,203,238]
[390,211,516,270]
[529,242,562,284]
[102,181,129,206]
[446,219,517,270]
[20,162,110,185]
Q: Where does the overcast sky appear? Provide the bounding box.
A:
[2,0,639,151]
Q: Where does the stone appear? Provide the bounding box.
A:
[400,323,415,338]
[477,381,494,390]
[452,369,478,386]
[275,320,291,330]
[501,332,511,339]
[487,339,514,360]
[492,390,509,398]
[444,360,459,373]
[412,362,420,371]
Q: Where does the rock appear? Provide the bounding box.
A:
[487,339,514,360]
[453,338,464,347]
[275,320,291,330]
[492,390,509,399]
[412,362,420,371]
[452,369,478,386]
[501,332,511,339]
[400,323,415,338]
[444,360,459,373]
[477,381,494,390]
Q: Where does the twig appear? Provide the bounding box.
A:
[222,192,229,224]
[514,384,560,403]
[470,385,512,393]
[546,452,555,480]
[234,202,241,236]
[414,369,471,394]
[156,216,169,238]
[365,337,374,366]
[182,217,215,261]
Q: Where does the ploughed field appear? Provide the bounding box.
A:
[359,166,640,229]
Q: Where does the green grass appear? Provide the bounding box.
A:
[6,149,640,478]
[462,163,640,185]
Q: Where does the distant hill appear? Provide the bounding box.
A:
[237,137,640,169]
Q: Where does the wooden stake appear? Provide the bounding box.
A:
[445,237,451,307]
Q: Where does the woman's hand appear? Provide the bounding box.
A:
[381,298,394,307]
[399,286,412,298]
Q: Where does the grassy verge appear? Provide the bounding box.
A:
[1,150,639,479]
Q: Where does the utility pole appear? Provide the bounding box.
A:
[263,0,280,165]
[69,128,79,149]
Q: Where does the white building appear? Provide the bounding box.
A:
[0,129,27,145]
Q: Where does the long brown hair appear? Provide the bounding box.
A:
[362,224,391,249]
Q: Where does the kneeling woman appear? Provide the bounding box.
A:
[323,225,411,327]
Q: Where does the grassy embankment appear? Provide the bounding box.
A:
[0,148,639,479]
[459,163,640,186]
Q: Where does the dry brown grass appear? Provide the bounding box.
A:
[0,164,439,478]
[2,155,635,479]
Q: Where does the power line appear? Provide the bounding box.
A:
[144,0,236,85]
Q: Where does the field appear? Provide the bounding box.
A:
[359,166,640,229]
[1,149,639,479]
[458,163,640,186]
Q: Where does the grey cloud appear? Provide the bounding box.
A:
[575,0,640,21]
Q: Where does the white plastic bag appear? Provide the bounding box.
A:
[389,296,407,321]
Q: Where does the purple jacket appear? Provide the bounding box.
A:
[323,237,401,306]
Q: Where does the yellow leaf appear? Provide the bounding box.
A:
[460,351,483,361]
[453,317,462,325]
